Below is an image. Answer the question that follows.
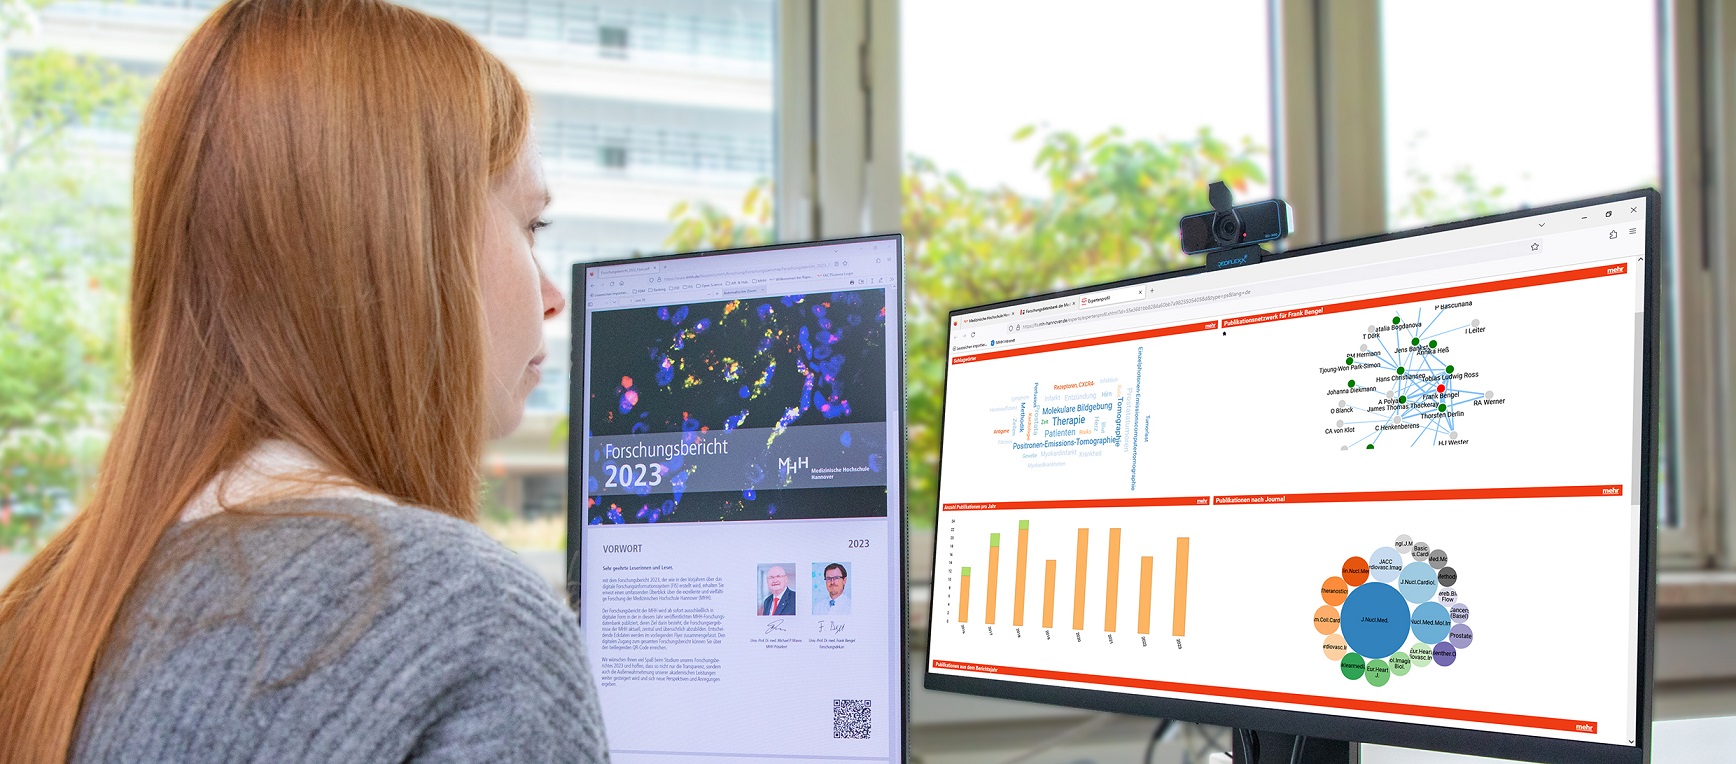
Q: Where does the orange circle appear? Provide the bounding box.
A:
[1313,605,1341,635]
[1341,556,1370,587]
[1321,576,1349,606]
[1322,634,1348,660]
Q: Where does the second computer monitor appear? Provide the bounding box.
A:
[926,191,1657,764]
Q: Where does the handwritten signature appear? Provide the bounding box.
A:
[817,620,847,634]
[764,619,787,634]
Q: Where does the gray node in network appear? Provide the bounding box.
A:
[1449,430,1459,439]
[1341,445,1349,451]
[1368,325,1377,334]
[1486,390,1493,398]
[1339,400,1347,408]
[1360,344,1369,352]
[1337,420,1344,428]
[1471,319,1481,328]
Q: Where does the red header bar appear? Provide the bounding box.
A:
[952,262,1627,365]
[952,321,1218,364]
[1211,485,1623,505]
[942,497,1211,511]
[932,660,1597,734]
[1222,262,1625,330]
[943,485,1622,512]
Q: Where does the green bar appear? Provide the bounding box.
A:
[990,533,1001,547]
[1019,520,1029,530]
[961,567,971,576]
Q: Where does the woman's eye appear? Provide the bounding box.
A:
[529,218,552,234]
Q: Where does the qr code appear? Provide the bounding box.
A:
[833,699,871,739]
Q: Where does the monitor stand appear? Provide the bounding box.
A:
[1232,730,1356,763]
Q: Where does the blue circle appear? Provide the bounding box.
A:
[1340,582,1411,659]
[1410,601,1452,644]
[1398,562,1440,604]
[1368,547,1404,583]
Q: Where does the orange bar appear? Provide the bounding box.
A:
[1104,528,1122,632]
[1137,556,1154,635]
[985,535,1001,625]
[1209,485,1622,505]
[959,568,971,623]
[1072,529,1089,631]
[1013,521,1029,626]
[1042,560,1057,629]
[943,496,1210,511]
[931,660,1598,734]
[953,262,1624,365]
[1173,538,1190,637]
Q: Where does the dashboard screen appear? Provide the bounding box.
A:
[926,194,1654,754]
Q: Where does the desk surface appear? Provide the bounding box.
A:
[1363,715,1736,762]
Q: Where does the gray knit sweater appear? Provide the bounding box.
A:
[70,498,608,762]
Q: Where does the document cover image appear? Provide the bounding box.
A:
[586,289,889,524]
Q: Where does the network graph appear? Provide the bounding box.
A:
[1325,306,1498,451]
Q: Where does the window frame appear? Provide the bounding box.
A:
[775,0,901,243]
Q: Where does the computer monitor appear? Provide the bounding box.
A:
[925,191,1658,764]
[569,235,906,763]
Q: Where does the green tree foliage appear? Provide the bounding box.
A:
[0,16,146,549]
[666,126,1266,528]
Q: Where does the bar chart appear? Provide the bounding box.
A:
[949,515,1191,638]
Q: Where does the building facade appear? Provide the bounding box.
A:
[16,0,776,524]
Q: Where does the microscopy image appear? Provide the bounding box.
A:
[586,289,890,524]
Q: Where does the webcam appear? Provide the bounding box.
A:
[1179,181,1293,261]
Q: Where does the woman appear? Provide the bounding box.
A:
[0,0,608,761]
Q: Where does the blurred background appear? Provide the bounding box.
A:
[1,0,1732,760]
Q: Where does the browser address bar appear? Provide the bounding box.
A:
[992,225,1626,348]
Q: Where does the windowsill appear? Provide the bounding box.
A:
[1659,571,1736,620]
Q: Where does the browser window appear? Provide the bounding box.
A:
[929,195,1650,747]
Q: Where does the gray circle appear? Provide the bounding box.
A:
[1394,534,1412,553]
[1340,445,1349,451]
[1437,587,1458,604]
[1485,390,1493,398]
[1339,399,1347,408]
[1429,549,1449,569]
[1360,344,1369,352]
[1437,566,1458,587]
[1471,319,1481,328]
[1367,325,1377,334]
[1411,541,1431,561]
[1336,420,1344,428]
[1449,430,1459,439]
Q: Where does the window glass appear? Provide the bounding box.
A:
[901,0,1274,530]
[0,0,777,588]
[1382,2,1659,226]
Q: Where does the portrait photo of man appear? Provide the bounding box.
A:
[812,562,850,616]
[758,563,796,616]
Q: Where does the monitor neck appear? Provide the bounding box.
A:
[1232,730,1355,763]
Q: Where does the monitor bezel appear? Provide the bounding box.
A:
[922,189,1660,764]
[568,233,909,763]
